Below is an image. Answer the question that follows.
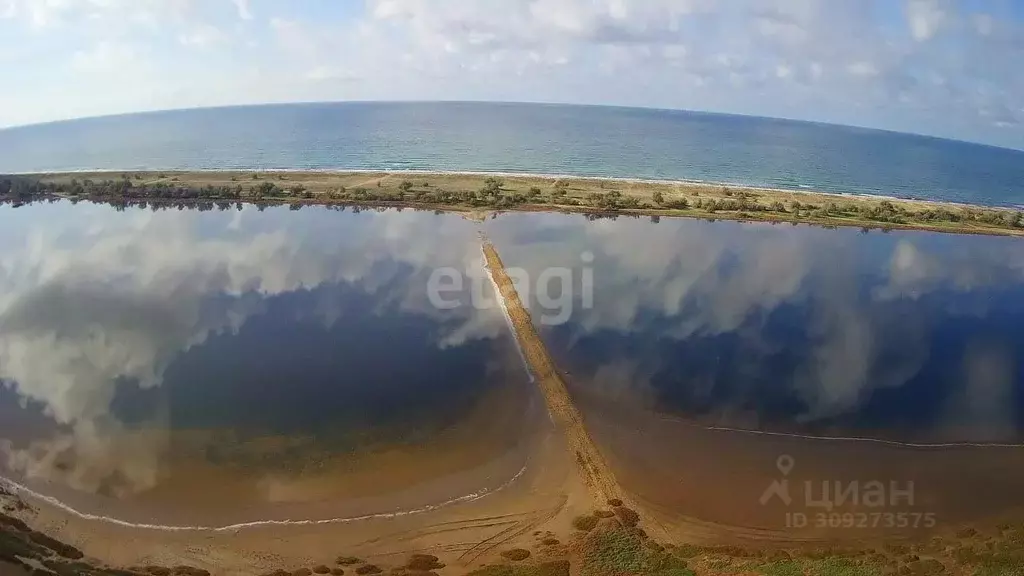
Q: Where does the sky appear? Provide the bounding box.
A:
[1,0,1023,149]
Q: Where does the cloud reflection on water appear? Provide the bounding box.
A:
[0,203,504,496]
[487,215,1024,441]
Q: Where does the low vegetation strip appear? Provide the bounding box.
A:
[482,241,622,505]
[3,171,1023,237]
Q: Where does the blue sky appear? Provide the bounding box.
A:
[1,0,1023,149]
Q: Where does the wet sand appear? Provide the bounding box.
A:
[573,388,1024,544]
[1,395,595,576]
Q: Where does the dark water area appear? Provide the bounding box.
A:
[0,201,525,506]
[2,102,1024,207]
[112,280,499,440]
[486,213,1024,443]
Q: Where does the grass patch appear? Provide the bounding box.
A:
[672,544,702,559]
[756,560,804,576]
[581,524,693,576]
[466,560,570,576]
[972,552,1024,576]
[804,558,882,576]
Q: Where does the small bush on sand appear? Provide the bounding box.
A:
[613,507,640,527]
[573,515,599,531]
[501,549,531,562]
[172,567,211,576]
[406,554,444,571]
[336,557,361,566]
[355,565,382,575]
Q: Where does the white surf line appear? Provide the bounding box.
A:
[659,417,1024,449]
[480,244,535,385]
[0,464,527,532]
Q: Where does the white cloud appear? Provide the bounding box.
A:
[972,13,994,36]
[178,23,227,48]
[0,0,1022,148]
[847,61,878,77]
[231,0,251,20]
[906,0,947,41]
[70,41,143,73]
[305,65,358,82]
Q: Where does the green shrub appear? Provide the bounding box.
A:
[573,515,599,531]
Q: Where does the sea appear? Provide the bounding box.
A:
[1,101,1023,207]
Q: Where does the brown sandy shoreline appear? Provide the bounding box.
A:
[571,388,1024,542]
[11,170,1024,237]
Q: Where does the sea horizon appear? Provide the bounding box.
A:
[2,101,1024,208]
[3,99,1022,155]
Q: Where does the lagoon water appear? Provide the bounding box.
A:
[486,213,1024,443]
[1,199,1024,527]
[484,212,1024,529]
[2,102,1024,207]
[0,201,535,524]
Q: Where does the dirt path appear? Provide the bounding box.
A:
[482,241,622,507]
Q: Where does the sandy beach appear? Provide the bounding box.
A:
[9,170,1024,237]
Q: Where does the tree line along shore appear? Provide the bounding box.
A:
[2,171,1022,236]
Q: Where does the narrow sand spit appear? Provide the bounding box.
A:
[480,240,622,507]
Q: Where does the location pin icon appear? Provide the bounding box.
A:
[776,455,795,476]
